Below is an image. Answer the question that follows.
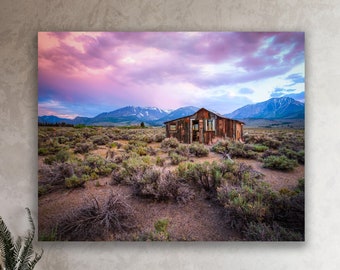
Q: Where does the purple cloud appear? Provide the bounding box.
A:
[38,32,305,117]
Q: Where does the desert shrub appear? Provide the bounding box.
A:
[211,140,231,154]
[262,138,281,149]
[154,218,170,240]
[156,156,165,167]
[140,135,154,143]
[134,218,171,241]
[177,161,213,191]
[81,174,91,182]
[297,150,305,164]
[110,167,126,184]
[84,154,117,176]
[43,155,57,165]
[124,140,148,154]
[217,169,304,239]
[251,144,269,152]
[155,133,166,142]
[38,147,49,156]
[74,142,93,154]
[269,192,305,235]
[56,193,136,240]
[169,152,186,165]
[56,136,69,144]
[65,175,85,189]
[55,149,70,163]
[128,140,148,147]
[132,167,195,203]
[278,147,294,157]
[161,138,179,149]
[39,162,75,187]
[113,154,124,164]
[188,142,209,157]
[38,184,53,196]
[147,146,157,156]
[84,154,106,169]
[278,147,303,161]
[228,142,258,159]
[90,135,110,145]
[120,154,153,185]
[212,140,257,159]
[296,178,304,193]
[262,155,298,171]
[244,222,303,241]
[90,172,99,180]
[44,149,70,165]
[175,144,190,158]
[261,149,280,159]
[217,181,277,231]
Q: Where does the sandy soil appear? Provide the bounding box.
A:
[38,177,242,241]
[235,158,304,191]
[38,141,304,241]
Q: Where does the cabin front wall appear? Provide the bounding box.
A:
[165,110,243,144]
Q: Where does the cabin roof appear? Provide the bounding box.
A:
[163,107,244,125]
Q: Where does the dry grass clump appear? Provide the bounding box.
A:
[39,162,75,186]
[211,140,258,159]
[132,167,195,204]
[161,137,179,149]
[55,193,136,241]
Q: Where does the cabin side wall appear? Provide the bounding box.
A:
[165,117,190,143]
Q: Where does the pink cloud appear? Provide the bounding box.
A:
[38,32,304,117]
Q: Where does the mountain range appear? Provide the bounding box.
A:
[38,97,304,127]
[224,97,304,119]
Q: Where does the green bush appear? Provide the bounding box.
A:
[55,149,70,163]
[154,218,170,240]
[211,140,230,154]
[65,175,85,188]
[262,155,298,171]
[228,142,258,159]
[169,152,186,165]
[212,140,258,159]
[161,138,179,149]
[38,147,49,156]
[90,135,109,145]
[244,222,303,241]
[84,154,117,176]
[175,144,190,158]
[251,144,269,152]
[38,184,53,196]
[110,167,126,184]
[155,133,166,142]
[74,142,93,154]
[132,167,195,203]
[156,156,165,167]
[188,142,209,157]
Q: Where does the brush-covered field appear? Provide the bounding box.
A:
[38,126,304,241]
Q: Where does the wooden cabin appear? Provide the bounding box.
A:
[164,108,244,145]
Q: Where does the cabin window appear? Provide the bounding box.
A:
[169,124,177,131]
[193,123,199,131]
[205,119,215,131]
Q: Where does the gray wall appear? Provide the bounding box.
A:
[1,0,339,269]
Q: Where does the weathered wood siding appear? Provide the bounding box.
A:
[165,108,243,144]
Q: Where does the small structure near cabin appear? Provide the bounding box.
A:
[164,108,244,145]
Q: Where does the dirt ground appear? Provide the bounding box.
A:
[235,158,304,191]
[38,146,304,241]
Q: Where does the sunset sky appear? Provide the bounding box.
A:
[38,32,305,118]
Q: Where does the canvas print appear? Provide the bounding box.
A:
[38,32,305,241]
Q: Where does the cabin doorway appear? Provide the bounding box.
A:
[192,120,200,142]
